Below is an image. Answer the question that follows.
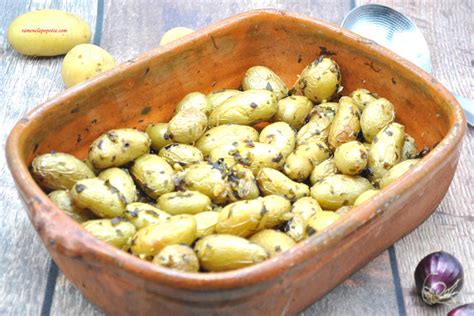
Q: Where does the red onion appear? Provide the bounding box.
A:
[414,251,464,305]
[448,304,474,316]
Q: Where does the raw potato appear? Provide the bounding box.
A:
[360,98,395,142]
[257,168,309,201]
[328,96,361,149]
[306,211,341,236]
[183,162,230,204]
[206,89,242,112]
[284,140,331,181]
[194,211,220,238]
[160,27,194,45]
[259,122,296,158]
[146,123,172,151]
[152,245,199,272]
[353,189,380,206]
[242,66,288,100]
[48,190,95,223]
[249,229,296,257]
[379,159,419,189]
[124,202,170,230]
[62,44,115,87]
[402,134,418,161]
[334,141,368,175]
[157,190,212,215]
[350,88,378,111]
[297,116,332,145]
[98,168,137,204]
[275,96,313,129]
[131,154,175,199]
[286,197,322,241]
[175,92,211,116]
[89,128,151,169]
[168,108,208,144]
[368,123,405,180]
[71,178,126,218]
[310,158,338,185]
[158,144,203,170]
[195,124,259,156]
[131,215,197,258]
[7,10,91,56]
[209,89,277,126]
[310,174,373,210]
[82,218,136,249]
[31,152,95,190]
[194,234,268,272]
[297,57,341,103]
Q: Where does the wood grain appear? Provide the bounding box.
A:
[355,1,474,315]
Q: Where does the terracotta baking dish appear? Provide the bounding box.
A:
[6,10,465,315]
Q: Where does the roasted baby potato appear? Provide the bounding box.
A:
[350,88,378,111]
[249,229,296,257]
[360,98,395,142]
[182,162,230,204]
[206,89,242,112]
[157,190,212,215]
[275,95,313,129]
[401,134,418,161]
[257,168,309,201]
[167,108,208,144]
[124,202,171,230]
[308,101,339,122]
[195,124,259,156]
[379,159,419,189]
[259,122,296,158]
[194,211,220,238]
[242,66,288,100]
[131,154,175,199]
[152,244,199,272]
[158,144,203,170]
[297,116,332,145]
[286,197,322,241]
[328,96,361,149]
[353,189,380,206]
[284,140,331,181]
[82,218,136,249]
[306,211,341,236]
[310,158,338,185]
[48,190,95,223]
[334,141,368,175]
[98,167,137,204]
[175,92,211,115]
[146,123,172,151]
[296,57,341,103]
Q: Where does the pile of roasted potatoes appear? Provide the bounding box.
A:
[31,56,421,273]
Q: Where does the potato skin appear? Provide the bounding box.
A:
[275,96,313,129]
[306,211,341,236]
[242,66,288,100]
[130,154,175,199]
[249,229,296,257]
[206,89,242,112]
[257,168,309,201]
[259,122,296,158]
[194,234,268,272]
[310,174,373,210]
[209,90,277,126]
[157,190,212,215]
[152,245,199,272]
[89,128,151,169]
[297,57,341,103]
[124,202,171,230]
[31,152,95,190]
[284,141,331,181]
[175,92,211,115]
[98,168,137,204]
[158,144,203,170]
[195,124,259,156]
[360,98,395,142]
[310,158,338,185]
[350,88,378,111]
[286,197,322,241]
[379,159,419,189]
[353,189,380,206]
[334,141,368,175]
[131,215,197,258]
[71,178,126,218]
[82,218,136,249]
[328,96,361,149]
[7,10,91,56]
[194,211,220,238]
[146,123,172,151]
[168,108,208,144]
[48,190,95,223]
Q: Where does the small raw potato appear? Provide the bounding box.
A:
[157,190,212,215]
[82,218,136,249]
[310,158,338,185]
[310,174,373,210]
[196,124,259,156]
[146,123,173,151]
[257,168,309,201]
[306,211,341,236]
[62,44,115,87]
[259,122,296,158]
[131,215,197,258]
[275,96,313,129]
[379,159,419,189]
[297,116,332,145]
[71,178,126,218]
[160,27,194,45]
[194,234,268,272]
[308,102,339,122]
[167,108,208,144]
[242,66,288,100]
[368,123,406,180]
[175,92,211,116]
[48,190,95,223]
[206,89,242,112]
[250,229,296,257]
[353,189,380,206]
[98,168,137,204]
[328,96,361,149]
[31,152,95,190]
[183,162,230,204]
[89,128,151,169]
[334,141,368,175]
[7,10,91,56]
[402,134,418,161]
[286,197,322,241]
[130,154,175,199]
[124,202,170,230]
[350,88,378,111]
[360,98,395,142]
[152,245,199,272]
[209,89,277,126]
[158,144,203,170]
[284,141,331,181]
[296,57,342,103]
[194,211,220,238]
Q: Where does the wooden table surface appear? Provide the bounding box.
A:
[0,0,472,315]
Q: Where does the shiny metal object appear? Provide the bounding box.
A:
[342,4,473,126]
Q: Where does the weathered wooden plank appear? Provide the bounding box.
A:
[355,1,474,315]
[0,0,97,315]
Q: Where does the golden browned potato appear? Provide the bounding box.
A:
[158,144,203,170]
[328,96,361,149]
[296,116,332,145]
[286,197,322,241]
[195,124,259,156]
[283,141,331,181]
[350,88,378,111]
[379,159,419,189]
[306,211,341,236]
[334,141,368,175]
[167,108,208,144]
[259,122,296,158]
[152,244,199,272]
[130,154,175,199]
[257,168,309,201]
[31,152,95,190]
[275,96,313,129]
[146,123,173,151]
[242,66,288,100]
[98,167,137,204]
[174,92,211,115]
[401,134,418,161]
[310,158,338,185]
[182,162,230,204]
[194,234,268,272]
[82,218,136,249]
[206,89,242,112]
[296,57,341,103]
[48,190,95,223]
[249,229,296,257]
[124,202,171,230]
[157,190,212,215]
[353,189,380,206]
[194,211,220,238]
[360,98,395,142]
